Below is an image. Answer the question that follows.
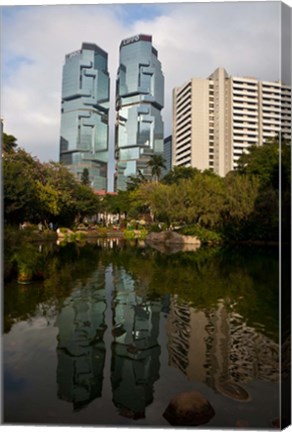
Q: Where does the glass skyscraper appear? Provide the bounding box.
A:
[115,34,164,191]
[59,43,109,191]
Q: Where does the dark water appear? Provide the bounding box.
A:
[3,239,280,428]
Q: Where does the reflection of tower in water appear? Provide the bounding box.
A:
[55,267,107,411]
[166,295,190,374]
[166,297,279,399]
[111,267,161,419]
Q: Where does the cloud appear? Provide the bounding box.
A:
[1,2,282,174]
[130,2,281,136]
[2,5,127,163]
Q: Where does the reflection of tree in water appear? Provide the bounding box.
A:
[111,267,161,419]
[166,297,279,400]
[55,267,107,411]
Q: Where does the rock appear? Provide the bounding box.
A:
[146,231,181,244]
[215,381,250,401]
[236,419,249,428]
[56,228,74,238]
[163,391,215,426]
[118,406,145,420]
[146,231,201,246]
[181,235,201,245]
[272,418,280,428]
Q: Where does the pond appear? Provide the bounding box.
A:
[3,239,280,428]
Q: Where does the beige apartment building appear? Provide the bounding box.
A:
[172,67,291,176]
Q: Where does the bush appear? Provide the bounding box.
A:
[59,227,69,234]
[123,229,136,240]
[75,231,86,241]
[179,225,223,244]
[97,227,108,237]
[148,223,167,232]
[22,223,38,231]
[137,229,148,240]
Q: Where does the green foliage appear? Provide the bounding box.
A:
[162,166,199,184]
[4,148,100,227]
[59,227,69,234]
[101,191,129,216]
[139,173,225,229]
[123,229,136,240]
[4,132,286,243]
[13,242,46,282]
[97,227,108,237]
[137,229,148,240]
[75,231,86,241]
[147,154,167,182]
[236,142,279,188]
[3,150,41,222]
[148,223,167,232]
[2,132,18,154]
[123,228,148,240]
[126,170,147,191]
[179,225,223,244]
[236,134,290,191]
[81,168,90,186]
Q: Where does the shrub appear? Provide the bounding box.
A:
[59,227,69,234]
[179,225,223,244]
[123,229,136,240]
[137,229,148,240]
[148,223,167,232]
[75,231,86,241]
[97,227,108,237]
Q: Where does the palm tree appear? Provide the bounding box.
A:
[126,169,147,191]
[2,133,17,155]
[81,168,90,186]
[147,154,167,182]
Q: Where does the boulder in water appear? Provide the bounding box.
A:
[163,390,215,426]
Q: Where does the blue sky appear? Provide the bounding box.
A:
[1,1,290,190]
[114,3,166,24]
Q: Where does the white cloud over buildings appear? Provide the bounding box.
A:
[1,1,286,166]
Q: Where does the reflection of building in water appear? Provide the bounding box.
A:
[111,267,161,419]
[165,296,191,374]
[166,297,279,394]
[55,268,107,411]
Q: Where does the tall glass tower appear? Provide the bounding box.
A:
[59,43,109,191]
[115,34,164,191]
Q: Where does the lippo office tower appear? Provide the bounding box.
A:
[59,43,110,190]
[115,35,164,191]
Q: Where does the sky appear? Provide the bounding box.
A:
[1,0,291,189]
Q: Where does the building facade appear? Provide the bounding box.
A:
[172,67,291,176]
[59,43,110,191]
[115,34,164,191]
[163,135,172,176]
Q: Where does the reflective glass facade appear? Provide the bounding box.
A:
[115,35,164,191]
[60,43,109,191]
[163,135,172,176]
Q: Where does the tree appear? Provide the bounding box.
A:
[137,171,225,228]
[236,133,290,189]
[2,133,18,155]
[4,155,39,223]
[3,149,45,223]
[126,170,147,191]
[4,149,101,227]
[74,184,100,224]
[147,154,166,182]
[162,166,199,185]
[178,173,225,228]
[81,168,90,186]
[43,162,98,226]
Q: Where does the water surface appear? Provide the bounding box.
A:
[3,240,279,428]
